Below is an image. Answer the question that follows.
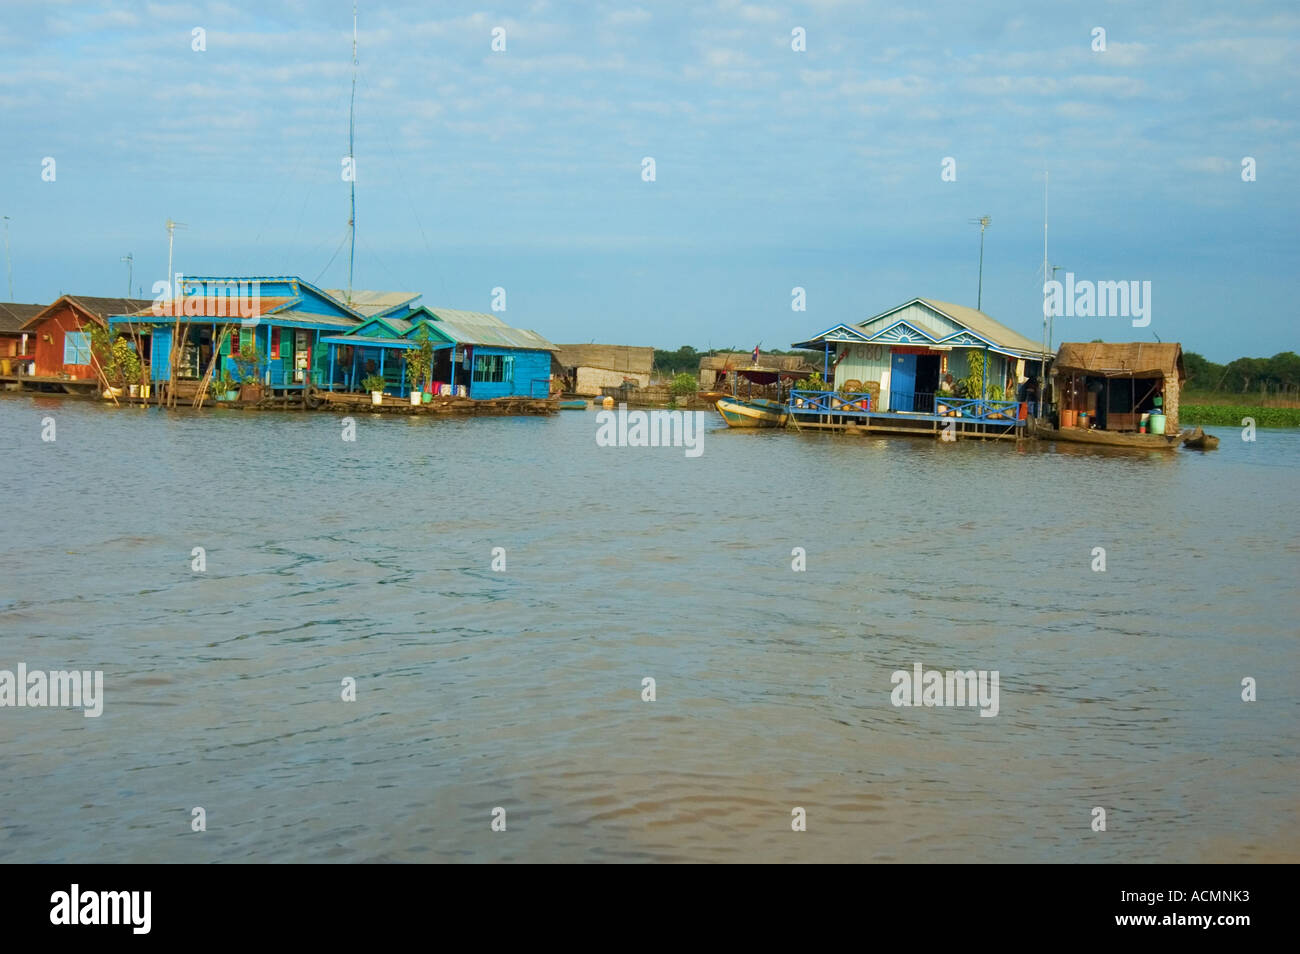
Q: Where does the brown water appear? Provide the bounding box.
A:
[1,394,1297,862]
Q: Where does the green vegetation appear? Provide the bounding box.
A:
[1184,351,1300,400]
[793,371,826,391]
[1181,405,1300,427]
[361,373,387,393]
[669,372,697,397]
[653,345,820,377]
[232,344,264,385]
[87,325,143,387]
[406,326,434,390]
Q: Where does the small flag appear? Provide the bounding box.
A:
[752,344,760,364]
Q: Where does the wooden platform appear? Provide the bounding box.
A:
[313,391,559,416]
[0,374,99,394]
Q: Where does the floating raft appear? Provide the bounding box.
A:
[313,391,559,415]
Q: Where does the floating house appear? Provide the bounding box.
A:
[552,344,654,396]
[0,302,43,365]
[1052,342,1184,432]
[18,296,153,387]
[108,277,370,395]
[788,297,1051,435]
[320,305,558,399]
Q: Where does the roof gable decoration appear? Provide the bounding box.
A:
[868,319,939,345]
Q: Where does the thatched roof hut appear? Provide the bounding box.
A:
[553,343,654,396]
[1053,342,1185,431]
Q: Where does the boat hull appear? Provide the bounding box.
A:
[1036,425,1179,449]
[716,397,787,428]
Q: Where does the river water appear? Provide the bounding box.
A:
[0,393,1296,862]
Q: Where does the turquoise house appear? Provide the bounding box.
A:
[320,305,557,399]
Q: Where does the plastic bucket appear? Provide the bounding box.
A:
[1148,413,1166,435]
[1061,409,1077,428]
[1077,412,1088,427]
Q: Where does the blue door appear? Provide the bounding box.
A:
[891,353,916,411]
[151,328,172,381]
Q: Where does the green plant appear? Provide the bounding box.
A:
[794,371,826,391]
[406,327,434,390]
[988,383,1004,401]
[957,353,987,399]
[670,372,697,397]
[214,370,237,396]
[361,373,387,393]
[232,342,264,385]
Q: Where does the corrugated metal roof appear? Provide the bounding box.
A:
[916,299,1047,355]
[421,307,557,351]
[0,302,45,333]
[111,297,296,320]
[323,289,421,316]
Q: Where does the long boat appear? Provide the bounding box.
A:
[716,396,788,428]
[1035,424,1180,449]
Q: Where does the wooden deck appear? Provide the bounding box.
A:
[313,390,559,415]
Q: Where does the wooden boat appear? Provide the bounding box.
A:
[1181,426,1219,450]
[715,396,787,428]
[1035,424,1179,449]
[558,399,588,410]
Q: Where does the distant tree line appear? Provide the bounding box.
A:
[1184,351,1300,396]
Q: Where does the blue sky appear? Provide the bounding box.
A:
[1,0,1296,360]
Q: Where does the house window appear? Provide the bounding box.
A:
[472,354,514,383]
[270,327,280,359]
[64,331,92,365]
[230,330,240,355]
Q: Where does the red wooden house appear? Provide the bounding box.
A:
[21,295,152,380]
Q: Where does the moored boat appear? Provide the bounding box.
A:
[558,399,588,409]
[716,396,787,428]
[1035,424,1179,449]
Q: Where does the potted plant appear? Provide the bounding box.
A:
[214,370,238,401]
[936,385,952,416]
[405,328,434,406]
[232,343,265,404]
[362,373,387,405]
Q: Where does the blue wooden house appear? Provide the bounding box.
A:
[320,305,557,399]
[107,276,399,391]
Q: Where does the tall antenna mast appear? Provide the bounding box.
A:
[968,214,991,310]
[347,3,357,305]
[121,252,133,300]
[1040,171,1049,419]
[2,216,12,300]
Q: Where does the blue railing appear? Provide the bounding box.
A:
[934,397,1024,421]
[789,389,873,413]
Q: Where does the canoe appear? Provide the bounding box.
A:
[715,396,787,428]
[1036,425,1179,449]
[558,399,588,410]
[1182,427,1220,450]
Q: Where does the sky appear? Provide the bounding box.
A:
[1,0,1296,361]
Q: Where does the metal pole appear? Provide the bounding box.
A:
[346,3,357,305]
